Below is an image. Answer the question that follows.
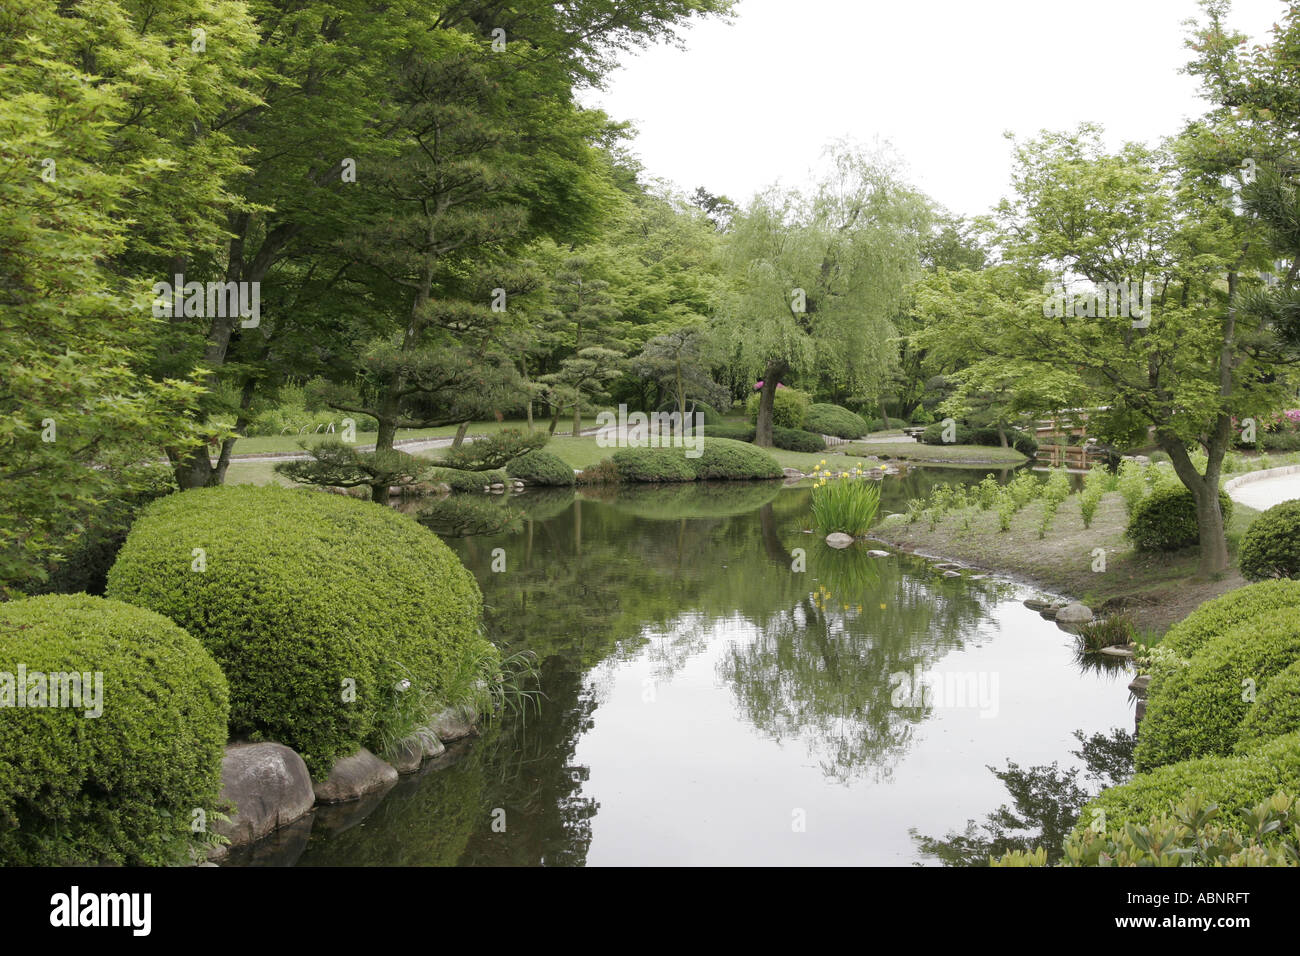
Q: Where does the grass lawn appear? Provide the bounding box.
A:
[223,460,299,487]
[869,490,1260,635]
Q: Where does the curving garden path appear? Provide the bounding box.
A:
[1224,465,1300,511]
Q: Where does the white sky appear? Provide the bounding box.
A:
[579,0,1288,218]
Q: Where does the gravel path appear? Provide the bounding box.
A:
[1225,465,1300,511]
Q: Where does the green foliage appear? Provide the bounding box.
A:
[611,446,700,483]
[1135,607,1300,771]
[1078,463,1112,528]
[1163,580,1300,658]
[1125,485,1233,552]
[1037,468,1072,538]
[275,440,424,494]
[1240,500,1300,581]
[810,476,882,536]
[1077,614,1136,652]
[243,403,377,438]
[1078,732,1300,838]
[1237,660,1300,749]
[691,438,784,480]
[442,428,549,472]
[575,459,621,485]
[505,450,575,487]
[698,421,825,452]
[771,426,827,453]
[918,422,1037,455]
[700,422,757,441]
[611,438,783,483]
[0,594,228,865]
[997,789,1300,867]
[33,463,177,597]
[426,467,509,493]
[806,403,869,438]
[418,496,524,537]
[1115,459,1150,518]
[975,475,1001,510]
[746,387,811,430]
[868,416,909,431]
[106,486,493,777]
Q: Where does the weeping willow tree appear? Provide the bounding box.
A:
[717,144,930,446]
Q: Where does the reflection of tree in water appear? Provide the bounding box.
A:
[909,728,1135,866]
[430,475,1029,857]
[719,502,1019,784]
[454,657,599,866]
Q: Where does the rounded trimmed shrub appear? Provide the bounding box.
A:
[692,437,784,480]
[106,485,492,777]
[611,446,698,483]
[772,425,827,453]
[746,387,810,430]
[1134,606,1300,771]
[805,403,869,439]
[506,450,575,487]
[1077,732,1300,836]
[0,594,228,865]
[1236,659,1300,748]
[1162,580,1300,658]
[1125,485,1233,552]
[1239,500,1300,581]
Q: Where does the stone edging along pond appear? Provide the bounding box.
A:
[207,702,481,864]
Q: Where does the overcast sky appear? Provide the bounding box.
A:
[579,0,1287,218]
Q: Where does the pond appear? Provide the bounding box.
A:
[228,467,1133,866]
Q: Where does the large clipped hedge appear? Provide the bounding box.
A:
[771,425,826,452]
[0,594,229,865]
[611,438,783,483]
[745,387,810,430]
[1236,659,1300,748]
[1077,732,1300,836]
[106,485,492,777]
[505,450,574,487]
[691,437,785,480]
[1162,580,1300,658]
[1239,500,1300,581]
[805,403,869,439]
[611,446,699,482]
[1125,485,1233,552]
[1134,606,1300,771]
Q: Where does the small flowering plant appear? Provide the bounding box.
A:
[809,459,884,536]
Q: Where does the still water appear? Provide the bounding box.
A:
[234,469,1132,866]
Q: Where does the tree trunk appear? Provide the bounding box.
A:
[996,420,1008,448]
[452,421,471,448]
[572,401,582,438]
[1162,436,1229,575]
[754,360,788,448]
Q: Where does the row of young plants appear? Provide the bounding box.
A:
[0,485,527,865]
[899,457,1240,554]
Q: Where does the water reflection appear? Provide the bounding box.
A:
[273,472,1129,866]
